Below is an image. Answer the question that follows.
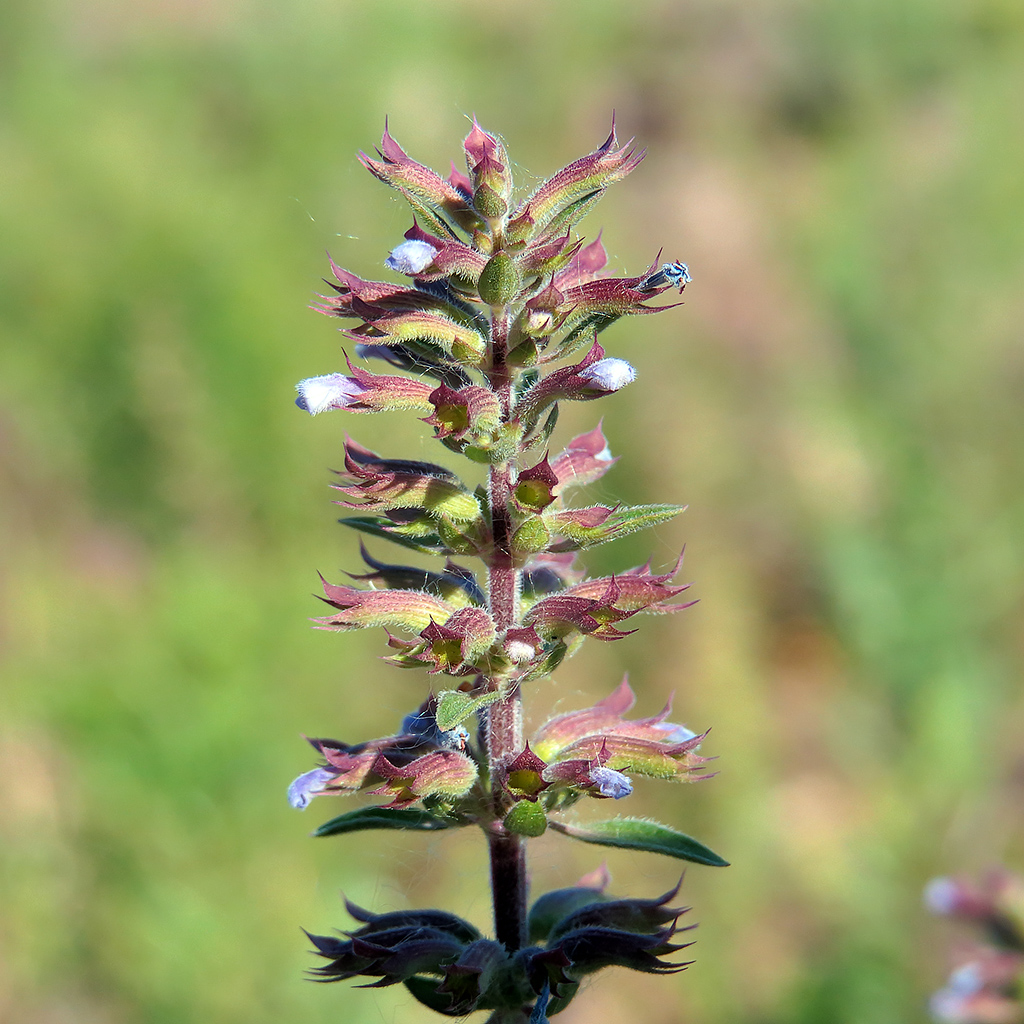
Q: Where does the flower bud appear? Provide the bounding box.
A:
[506,638,539,663]
[544,882,686,943]
[524,308,555,338]
[550,424,616,490]
[504,799,548,837]
[510,122,645,237]
[530,677,710,789]
[315,576,457,633]
[653,722,698,744]
[369,749,479,808]
[515,343,636,430]
[505,744,549,798]
[473,183,507,220]
[425,384,502,443]
[359,122,478,232]
[477,251,521,306]
[415,606,497,673]
[925,873,1019,922]
[528,886,610,944]
[463,120,513,216]
[334,439,482,523]
[296,363,437,416]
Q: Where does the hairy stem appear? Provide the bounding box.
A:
[485,304,528,952]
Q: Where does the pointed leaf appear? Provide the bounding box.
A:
[550,818,729,866]
[435,688,504,731]
[528,886,609,944]
[313,806,453,837]
[539,188,605,237]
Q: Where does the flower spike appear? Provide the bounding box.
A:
[292,121,720,1023]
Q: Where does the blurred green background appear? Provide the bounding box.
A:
[3,0,1024,1021]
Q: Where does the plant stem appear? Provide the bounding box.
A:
[487,825,527,951]
[485,305,528,952]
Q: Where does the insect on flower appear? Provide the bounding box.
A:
[641,260,692,293]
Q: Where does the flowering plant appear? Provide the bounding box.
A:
[288,120,726,1022]
[926,870,1024,1022]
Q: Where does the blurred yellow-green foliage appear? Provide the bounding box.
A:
[3,0,1024,1021]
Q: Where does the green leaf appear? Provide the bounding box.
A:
[338,516,448,555]
[313,806,452,838]
[552,315,612,359]
[537,404,560,446]
[397,189,462,242]
[541,188,605,237]
[550,817,729,866]
[435,688,503,731]
[519,637,572,683]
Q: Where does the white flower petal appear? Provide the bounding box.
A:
[924,877,959,915]
[654,721,698,744]
[948,963,983,996]
[590,766,633,799]
[287,767,336,809]
[385,240,439,275]
[295,374,364,415]
[579,358,637,393]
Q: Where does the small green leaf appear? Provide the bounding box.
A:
[541,188,604,237]
[314,806,452,838]
[538,404,559,443]
[519,637,573,683]
[435,688,503,731]
[550,817,729,866]
[397,189,461,242]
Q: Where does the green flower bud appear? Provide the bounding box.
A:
[474,182,508,219]
[478,252,522,306]
[504,799,547,837]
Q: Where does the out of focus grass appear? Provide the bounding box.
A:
[3,0,1024,1022]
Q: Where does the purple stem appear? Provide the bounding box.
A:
[485,306,528,951]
